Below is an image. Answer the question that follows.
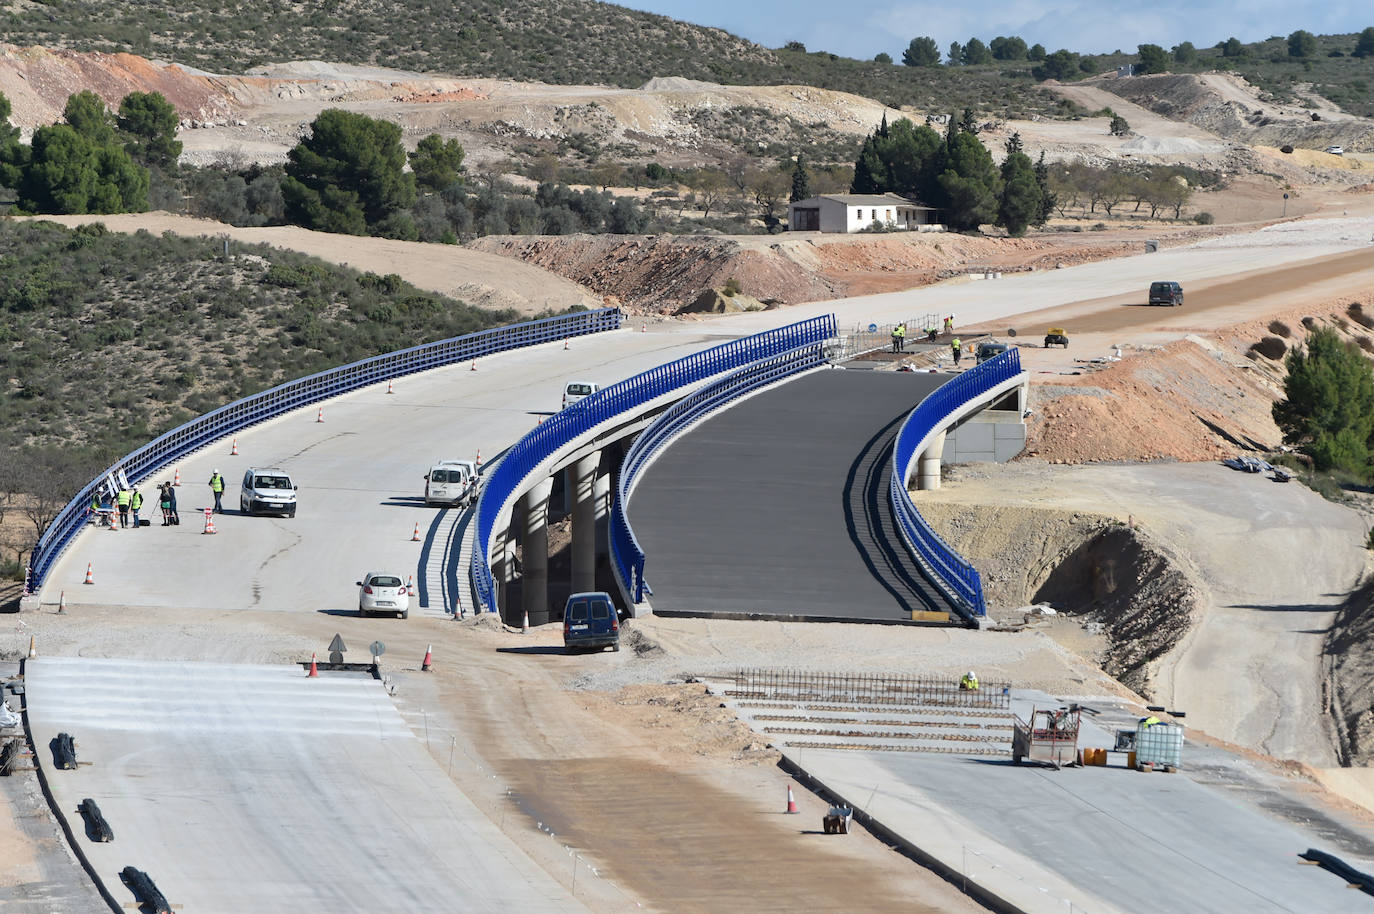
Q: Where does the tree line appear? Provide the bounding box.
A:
[848,111,1053,236]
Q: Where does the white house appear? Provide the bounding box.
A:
[787,193,942,234]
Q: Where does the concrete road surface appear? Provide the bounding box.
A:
[24,657,586,913]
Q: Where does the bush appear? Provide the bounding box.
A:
[1193,212,1214,225]
[722,277,742,296]
[1348,303,1374,329]
[1268,320,1291,337]
[1280,144,1294,154]
[1250,337,1288,359]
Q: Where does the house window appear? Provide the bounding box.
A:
[885,209,892,220]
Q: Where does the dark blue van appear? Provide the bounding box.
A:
[563,591,620,653]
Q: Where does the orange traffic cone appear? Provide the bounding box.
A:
[411,522,421,542]
[641,322,647,333]
[173,468,181,486]
[57,591,66,614]
[308,652,318,677]
[108,511,118,532]
[316,406,324,423]
[470,359,477,371]
[475,449,481,468]
[230,437,239,456]
[421,644,432,672]
[785,784,799,814]
[203,508,217,535]
[27,635,36,659]
[564,338,569,350]
[406,574,415,596]
[83,563,95,585]
[521,610,530,634]
[386,379,394,395]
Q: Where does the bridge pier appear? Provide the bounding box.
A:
[570,450,601,596]
[917,430,946,490]
[521,477,554,626]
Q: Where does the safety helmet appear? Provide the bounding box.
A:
[967,670,976,678]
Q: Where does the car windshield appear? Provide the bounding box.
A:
[254,476,291,489]
[370,575,402,588]
[566,383,594,396]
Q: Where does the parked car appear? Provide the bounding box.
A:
[357,572,409,618]
[240,467,297,517]
[424,459,479,507]
[1043,327,1070,348]
[1325,145,1344,156]
[1148,281,1184,307]
[563,591,620,652]
[975,341,1010,364]
[562,380,600,411]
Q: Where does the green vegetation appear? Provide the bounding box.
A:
[282,109,416,236]
[0,218,518,488]
[1273,327,1374,474]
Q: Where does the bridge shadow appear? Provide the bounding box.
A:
[841,411,949,616]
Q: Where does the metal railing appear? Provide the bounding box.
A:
[611,340,831,604]
[24,308,622,594]
[833,314,944,361]
[470,315,837,614]
[888,348,1024,620]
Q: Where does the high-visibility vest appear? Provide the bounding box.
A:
[130,491,142,511]
[210,475,224,493]
[952,339,962,351]
[116,489,132,507]
[1140,716,1161,728]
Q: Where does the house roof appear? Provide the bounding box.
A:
[791,193,937,210]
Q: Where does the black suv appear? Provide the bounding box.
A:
[1148,281,1183,306]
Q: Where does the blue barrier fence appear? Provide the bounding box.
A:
[611,341,832,604]
[888,348,1024,619]
[25,308,622,595]
[470,314,837,614]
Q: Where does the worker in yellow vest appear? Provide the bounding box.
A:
[959,670,979,691]
[129,487,143,529]
[116,487,132,528]
[951,338,963,366]
[209,469,225,514]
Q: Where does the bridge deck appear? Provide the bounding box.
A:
[631,369,955,622]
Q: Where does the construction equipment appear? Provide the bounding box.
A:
[1012,706,1081,769]
[1044,327,1069,348]
[823,805,853,834]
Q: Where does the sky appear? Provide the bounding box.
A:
[613,1,1371,60]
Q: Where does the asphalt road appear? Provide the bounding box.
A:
[631,369,954,620]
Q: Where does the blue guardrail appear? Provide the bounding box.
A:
[470,315,837,613]
[612,342,831,604]
[889,348,1023,619]
[25,308,622,595]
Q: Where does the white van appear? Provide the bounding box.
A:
[425,460,479,507]
[562,381,600,411]
[240,467,297,517]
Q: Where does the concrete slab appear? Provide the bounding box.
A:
[24,657,586,913]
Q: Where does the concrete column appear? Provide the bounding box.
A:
[917,430,947,491]
[571,450,601,596]
[521,477,554,625]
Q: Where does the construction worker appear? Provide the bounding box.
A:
[951,337,963,366]
[959,670,979,691]
[890,325,901,353]
[926,325,938,343]
[129,487,143,529]
[116,486,132,528]
[1139,716,1161,729]
[895,323,906,353]
[208,469,225,514]
[944,315,954,336]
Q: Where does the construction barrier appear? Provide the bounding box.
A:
[24,309,622,596]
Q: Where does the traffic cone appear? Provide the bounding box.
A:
[411,521,421,542]
[406,574,415,596]
[564,338,569,350]
[308,652,318,677]
[470,359,477,371]
[83,563,94,585]
[203,508,217,535]
[173,468,181,487]
[230,437,239,456]
[27,635,36,659]
[316,406,324,423]
[421,644,432,672]
[108,511,118,532]
[386,379,394,395]
[521,610,530,634]
[641,322,647,333]
[785,784,799,814]
[57,591,66,614]
[474,449,481,469]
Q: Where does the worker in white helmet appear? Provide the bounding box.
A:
[959,670,980,691]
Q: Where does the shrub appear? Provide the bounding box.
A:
[1268,320,1291,337]
[1348,303,1374,328]
[722,277,742,296]
[1280,144,1294,154]
[1250,337,1287,359]
[1193,212,1214,225]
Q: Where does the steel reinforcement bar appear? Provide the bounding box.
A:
[731,668,1011,710]
[24,308,621,595]
[888,348,1023,620]
[470,315,837,614]
[610,339,833,605]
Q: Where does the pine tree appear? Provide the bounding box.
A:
[997,133,1039,237]
[850,134,886,193]
[1033,151,1056,226]
[790,153,811,203]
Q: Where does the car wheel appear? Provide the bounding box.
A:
[612,641,621,652]
[401,609,408,619]
[359,606,368,617]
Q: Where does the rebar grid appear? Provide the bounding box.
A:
[732,669,1011,710]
